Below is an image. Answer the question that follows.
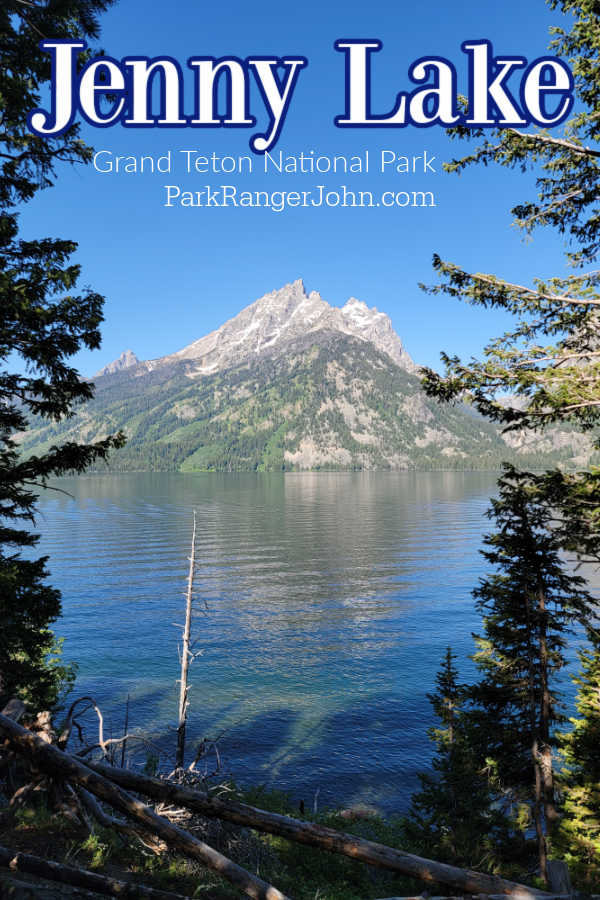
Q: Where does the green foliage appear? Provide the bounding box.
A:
[405,474,600,884]
[549,0,600,152]
[143,753,160,777]
[14,799,61,832]
[232,787,424,900]
[420,2,600,437]
[466,469,598,878]
[0,0,123,710]
[81,831,118,869]
[417,0,600,880]
[469,468,596,785]
[0,0,113,206]
[22,332,592,474]
[555,637,600,887]
[404,648,516,873]
[4,782,436,899]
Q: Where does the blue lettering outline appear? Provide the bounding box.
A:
[27,39,85,136]
[187,56,256,129]
[78,55,127,128]
[519,55,574,125]
[248,56,308,153]
[333,37,574,131]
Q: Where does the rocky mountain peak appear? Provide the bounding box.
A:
[258,278,307,305]
[104,281,417,379]
[251,278,322,319]
[337,296,417,373]
[95,349,139,378]
[344,297,369,310]
[341,296,383,323]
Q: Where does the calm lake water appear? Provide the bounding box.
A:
[31,471,587,814]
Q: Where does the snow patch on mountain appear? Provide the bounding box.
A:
[138,279,417,378]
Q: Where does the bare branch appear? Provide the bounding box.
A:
[517,188,585,229]
[0,842,189,899]
[507,128,600,160]
[58,696,107,755]
[77,787,166,854]
[176,512,198,769]
[468,272,600,308]
[0,713,292,900]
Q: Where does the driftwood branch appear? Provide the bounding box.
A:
[9,776,44,809]
[76,733,160,759]
[58,695,108,754]
[0,713,290,900]
[1,699,26,723]
[373,896,572,900]
[76,786,166,854]
[176,511,197,769]
[86,761,552,898]
[121,693,130,768]
[0,842,190,899]
[0,703,565,900]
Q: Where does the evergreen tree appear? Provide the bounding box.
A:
[421,0,600,429]
[0,0,121,711]
[418,1,600,562]
[416,1,600,877]
[555,637,600,887]
[404,648,509,872]
[467,468,597,883]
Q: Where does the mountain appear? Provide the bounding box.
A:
[20,281,596,472]
[95,349,139,377]
[119,279,416,377]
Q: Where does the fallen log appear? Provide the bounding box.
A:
[76,786,167,854]
[0,714,289,900]
[371,895,571,900]
[86,761,551,899]
[372,896,571,900]
[0,843,189,899]
[1,700,25,724]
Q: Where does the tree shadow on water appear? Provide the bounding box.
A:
[210,692,433,816]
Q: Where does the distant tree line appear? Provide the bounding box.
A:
[22,333,591,474]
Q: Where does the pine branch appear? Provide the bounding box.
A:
[506,128,600,160]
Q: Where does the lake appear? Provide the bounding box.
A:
[32,471,583,814]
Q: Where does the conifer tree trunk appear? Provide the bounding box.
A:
[525,588,548,885]
[462,473,598,887]
[532,739,548,885]
[537,586,558,828]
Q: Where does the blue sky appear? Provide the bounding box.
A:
[18,0,574,374]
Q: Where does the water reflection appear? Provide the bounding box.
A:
[36,471,505,811]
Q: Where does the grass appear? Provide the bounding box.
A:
[5,782,586,898]
[2,787,428,899]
